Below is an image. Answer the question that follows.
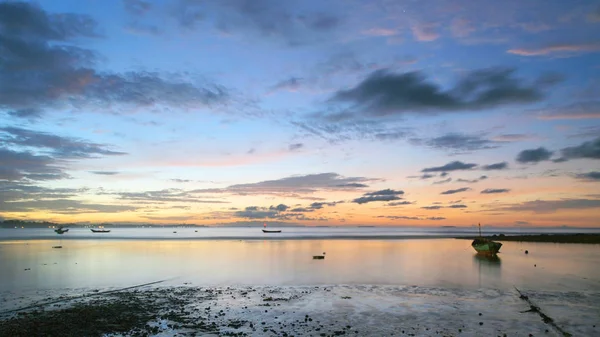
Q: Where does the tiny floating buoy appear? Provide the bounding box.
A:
[525,250,529,254]
[313,255,325,260]
[52,246,62,249]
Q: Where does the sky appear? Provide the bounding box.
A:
[1,0,600,227]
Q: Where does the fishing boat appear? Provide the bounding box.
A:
[90,228,111,233]
[262,222,281,233]
[471,223,502,256]
[54,227,69,234]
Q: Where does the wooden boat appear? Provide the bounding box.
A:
[262,222,281,233]
[90,228,111,233]
[471,223,502,256]
[54,227,68,234]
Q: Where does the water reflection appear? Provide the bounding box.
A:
[473,254,502,266]
[0,239,599,292]
[473,254,501,288]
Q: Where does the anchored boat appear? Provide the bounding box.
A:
[54,227,69,234]
[262,222,281,233]
[471,223,502,256]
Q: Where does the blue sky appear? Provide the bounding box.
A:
[1,0,599,226]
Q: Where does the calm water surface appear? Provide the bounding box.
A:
[1,237,599,292]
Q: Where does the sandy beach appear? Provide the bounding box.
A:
[2,284,599,336]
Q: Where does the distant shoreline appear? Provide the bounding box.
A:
[455,234,600,244]
[3,233,600,243]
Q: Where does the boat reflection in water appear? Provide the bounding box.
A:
[473,253,501,287]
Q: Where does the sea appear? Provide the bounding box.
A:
[1,226,600,293]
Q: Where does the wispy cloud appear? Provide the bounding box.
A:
[575,172,600,182]
[411,23,439,41]
[481,162,508,170]
[440,187,471,195]
[490,199,600,213]
[411,133,499,153]
[481,188,511,194]
[422,161,477,173]
[535,102,600,120]
[508,43,600,57]
[353,189,404,204]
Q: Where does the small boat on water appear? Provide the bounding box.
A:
[90,228,111,233]
[471,223,502,256]
[262,222,281,233]
[54,227,68,234]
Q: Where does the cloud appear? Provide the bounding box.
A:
[308,201,339,209]
[353,189,404,204]
[327,67,551,118]
[507,43,600,57]
[362,28,398,37]
[456,175,488,183]
[411,23,439,41]
[123,0,152,16]
[288,143,304,151]
[481,188,511,194]
[171,179,192,183]
[377,215,445,221]
[0,2,227,116]
[421,205,443,210]
[208,172,379,195]
[110,188,230,204]
[387,201,412,206]
[447,204,467,208]
[0,182,81,203]
[269,204,289,212]
[289,207,314,212]
[364,189,404,196]
[353,195,402,204]
[0,127,126,158]
[491,134,535,142]
[561,137,600,160]
[575,171,600,182]
[536,101,600,120]
[335,183,369,188]
[481,162,508,170]
[6,108,43,120]
[411,133,499,152]
[422,161,477,173]
[450,18,475,38]
[0,188,137,214]
[0,148,68,181]
[516,147,553,163]
[433,178,452,184]
[269,77,304,93]
[174,0,340,46]
[492,199,600,213]
[234,207,279,219]
[440,187,471,195]
[90,171,120,175]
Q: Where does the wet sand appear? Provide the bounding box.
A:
[1,285,598,337]
[455,234,600,244]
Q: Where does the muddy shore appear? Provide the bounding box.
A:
[455,233,600,244]
[1,285,597,337]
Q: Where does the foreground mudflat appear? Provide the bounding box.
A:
[1,285,598,337]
